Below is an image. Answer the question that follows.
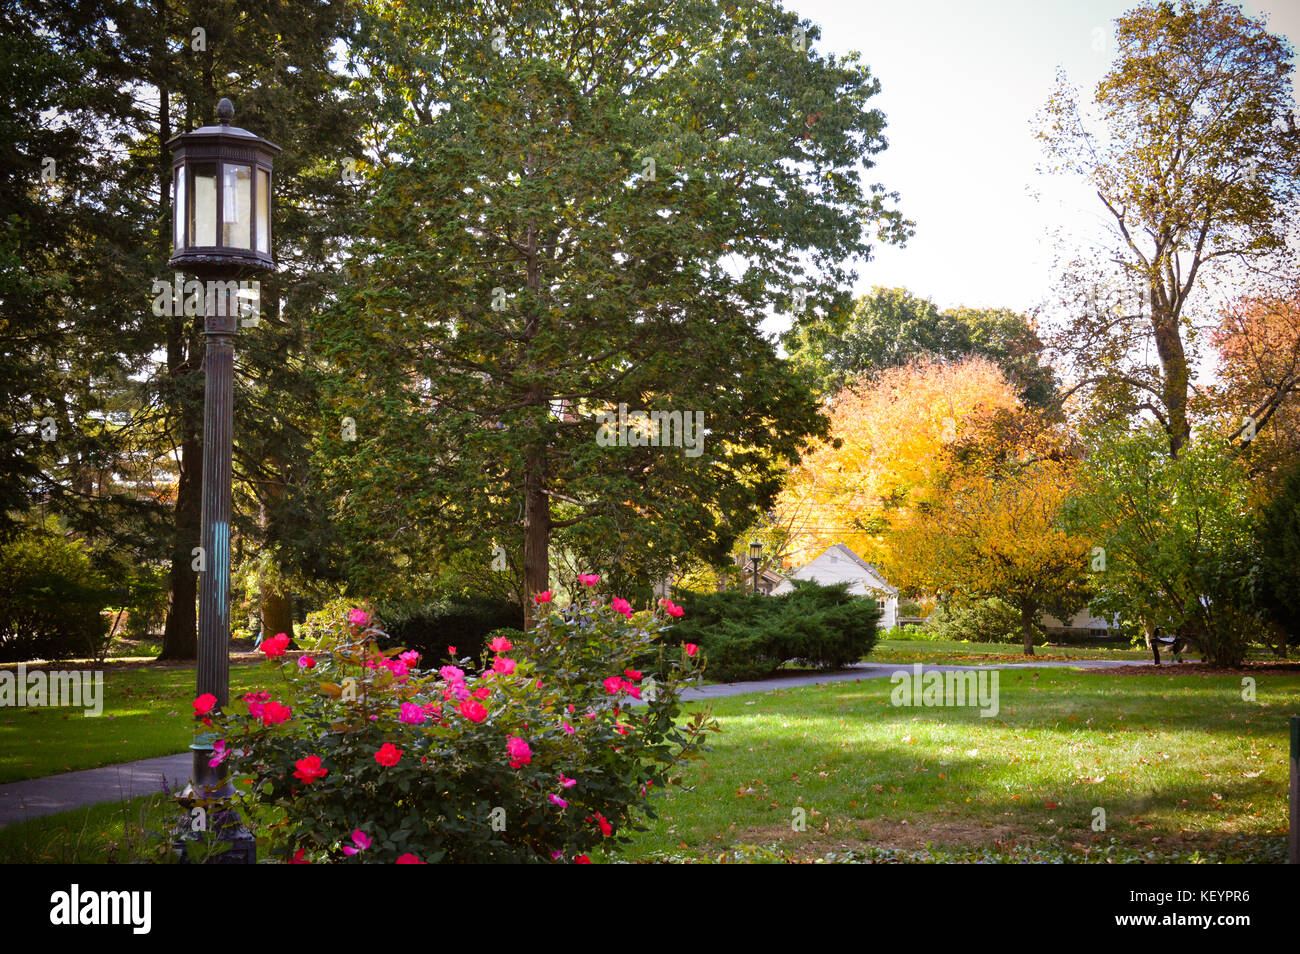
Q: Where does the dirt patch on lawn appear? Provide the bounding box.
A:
[1103,661,1300,676]
[735,817,1021,856]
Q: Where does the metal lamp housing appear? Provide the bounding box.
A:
[167,98,280,275]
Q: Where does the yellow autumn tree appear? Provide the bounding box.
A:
[884,457,1091,654]
[776,356,1021,567]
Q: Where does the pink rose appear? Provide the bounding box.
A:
[208,739,228,768]
[684,643,699,657]
[488,636,513,653]
[610,597,633,618]
[399,702,427,725]
[549,794,568,808]
[559,773,577,788]
[578,573,600,586]
[348,608,370,627]
[399,650,421,666]
[342,830,371,855]
[374,742,403,767]
[243,691,269,719]
[492,656,516,675]
[506,735,532,768]
[534,590,553,604]
[297,655,316,670]
[603,675,625,695]
[193,693,217,716]
[439,665,465,683]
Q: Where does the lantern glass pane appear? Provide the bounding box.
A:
[191,163,217,246]
[256,168,270,252]
[222,164,252,248]
[173,166,186,250]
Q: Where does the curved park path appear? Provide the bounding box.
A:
[0,658,1162,828]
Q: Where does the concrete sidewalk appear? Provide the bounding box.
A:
[0,657,1161,828]
[0,752,191,829]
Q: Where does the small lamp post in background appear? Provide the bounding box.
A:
[749,541,763,596]
[168,97,280,862]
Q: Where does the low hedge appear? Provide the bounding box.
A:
[668,580,880,681]
[921,598,1047,646]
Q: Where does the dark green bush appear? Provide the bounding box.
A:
[374,594,524,665]
[0,528,111,662]
[670,580,880,681]
[1254,461,1300,643]
[922,598,1047,646]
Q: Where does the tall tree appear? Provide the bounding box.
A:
[1037,0,1300,457]
[784,288,1057,408]
[318,0,909,619]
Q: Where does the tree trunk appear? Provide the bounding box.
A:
[160,421,200,659]
[522,443,550,630]
[155,53,199,661]
[1151,291,1191,458]
[1021,601,1036,656]
[257,495,295,643]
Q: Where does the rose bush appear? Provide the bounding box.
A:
[207,590,716,863]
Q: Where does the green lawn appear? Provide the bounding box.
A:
[602,666,1299,862]
[0,662,276,783]
[3,665,1295,862]
[0,793,172,863]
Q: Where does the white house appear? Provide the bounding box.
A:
[770,543,898,629]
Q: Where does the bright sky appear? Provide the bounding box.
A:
[782,0,1300,319]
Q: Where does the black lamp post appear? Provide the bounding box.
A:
[168,97,279,862]
[749,541,763,596]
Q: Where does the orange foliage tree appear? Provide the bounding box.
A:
[1212,286,1300,479]
[883,456,1091,654]
[775,357,1021,568]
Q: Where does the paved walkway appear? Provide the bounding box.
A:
[0,657,1163,828]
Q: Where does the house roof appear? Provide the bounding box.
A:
[777,542,898,596]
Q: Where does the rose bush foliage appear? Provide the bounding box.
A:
[207,589,716,863]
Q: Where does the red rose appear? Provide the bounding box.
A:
[374,742,403,767]
[261,701,292,726]
[460,699,487,723]
[293,755,328,784]
[193,693,218,716]
[260,632,290,658]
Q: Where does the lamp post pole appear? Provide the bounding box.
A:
[167,96,279,862]
[192,281,237,787]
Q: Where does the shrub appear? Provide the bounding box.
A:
[922,598,1047,646]
[375,595,525,665]
[670,580,880,681]
[0,528,110,662]
[205,595,715,863]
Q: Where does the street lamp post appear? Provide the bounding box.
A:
[749,541,763,596]
[168,97,280,862]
